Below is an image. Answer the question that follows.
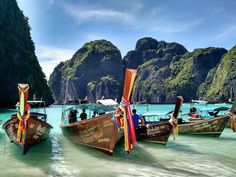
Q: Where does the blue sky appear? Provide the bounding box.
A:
[16,0,236,79]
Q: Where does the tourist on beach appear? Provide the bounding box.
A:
[80,109,87,120]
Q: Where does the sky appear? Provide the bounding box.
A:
[16,0,236,79]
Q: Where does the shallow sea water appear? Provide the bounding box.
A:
[0,104,236,177]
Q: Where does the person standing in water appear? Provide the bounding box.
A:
[132,109,144,128]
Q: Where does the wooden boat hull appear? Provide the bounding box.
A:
[136,122,172,145]
[178,116,230,136]
[60,113,119,155]
[2,113,52,154]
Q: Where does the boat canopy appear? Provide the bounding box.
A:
[200,106,230,112]
[27,100,45,105]
[199,106,230,117]
[64,103,116,113]
[213,107,229,112]
[97,99,118,106]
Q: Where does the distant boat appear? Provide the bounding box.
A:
[96,99,118,107]
[2,84,52,154]
[191,99,208,105]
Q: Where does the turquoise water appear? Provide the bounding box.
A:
[0,104,236,177]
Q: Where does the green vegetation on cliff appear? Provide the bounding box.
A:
[48,36,235,104]
[200,45,236,102]
[0,0,53,107]
[49,40,123,103]
[132,45,227,103]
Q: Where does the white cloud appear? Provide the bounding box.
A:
[63,4,134,24]
[36,45,75,80]
[61,1,206,34]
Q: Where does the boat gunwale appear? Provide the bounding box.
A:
[2,114,53,129]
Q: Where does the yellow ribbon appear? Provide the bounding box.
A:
[20,91,24,116]
[119,106,130,152]
[170,116,178,140]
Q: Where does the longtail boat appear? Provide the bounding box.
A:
[136,96,183,144]
[136,121,172,144]
[178,97,236,136]
[147,96,232,137]
[178,116,230,136]
[2,84,52,154]
[60,69,137,155]
[60,104,121,155]
[186,95,236,132]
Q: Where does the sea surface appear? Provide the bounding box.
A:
[0,103,236,177]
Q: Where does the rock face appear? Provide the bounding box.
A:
[0,0,53,107]
[123,37,188,69]
[49,40,123,103]
[49,36,235,104]
[198,45,236,102]
[130,44,227,103]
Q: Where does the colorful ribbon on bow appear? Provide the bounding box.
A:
[115,97,136,152]
[16,111,30,144]
[16,84,31,145]
[115,69,137,153]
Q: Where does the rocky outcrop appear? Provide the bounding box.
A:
[132,47,227,103]
[49,36,234,104]
[49,40,123,103]
[0,0,53,107]
[198,45,236,102]
[123,37,188,69]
